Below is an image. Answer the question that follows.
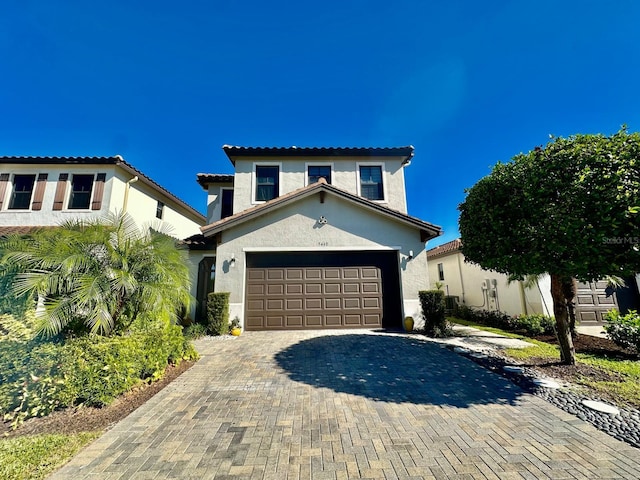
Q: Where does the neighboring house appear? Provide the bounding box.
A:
[427,238,640,325]
[190,146,442,330]
[0,156,205,239]
[426,239,553,318]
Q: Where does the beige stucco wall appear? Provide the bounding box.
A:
[113,170,203,238]
[231,155,409,214]
[427,252,552,317]
[212,193,428,327]
[205,182,234,223]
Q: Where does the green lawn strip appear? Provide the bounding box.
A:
[448,317,530,340]
[449,317,640,407]
[0,432,99,480]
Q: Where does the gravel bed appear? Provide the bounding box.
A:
[449,345,640,449]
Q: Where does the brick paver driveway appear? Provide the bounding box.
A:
[51,330,640,479]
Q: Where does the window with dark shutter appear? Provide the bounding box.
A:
[68,174,94,209]
[9,175,36,210]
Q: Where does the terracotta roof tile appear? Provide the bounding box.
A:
[426,239,462,259]
[196,173,234,189]
[221,146,415,165]
[0,226,56,236]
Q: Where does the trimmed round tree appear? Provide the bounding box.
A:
[458,128,640,364]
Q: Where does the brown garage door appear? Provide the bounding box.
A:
[245,266,383,330]
[575,280,618,325]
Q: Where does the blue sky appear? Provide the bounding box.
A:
[2,1,639,247]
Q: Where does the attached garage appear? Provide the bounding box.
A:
[244,251,402,331]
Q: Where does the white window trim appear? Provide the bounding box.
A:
[304,162,334,187]
[7,173,36,211]
[251,162,282,205]
[356,162,388,203]
[65,173,96,211]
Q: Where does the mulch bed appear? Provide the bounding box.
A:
[1,360,195,439]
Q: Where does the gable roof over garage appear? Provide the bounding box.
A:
[200,178,442,241]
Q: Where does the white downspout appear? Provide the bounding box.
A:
[122,176,139,213]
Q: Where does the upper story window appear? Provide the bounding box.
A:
[221,189,234,219]
[438,263,445,281]
[156,201,164,219]
[255,165,279,202]
[359,165,384,201]
[308,165,331,185]
[9,174,36,209]
[68,174,94,209]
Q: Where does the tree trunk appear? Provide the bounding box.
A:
[562,277,578,339]
[551,274,576,365]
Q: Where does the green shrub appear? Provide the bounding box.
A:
[0,322,198,427]
[604,310,640,352]
[206,292,230,336]
[419,290,447,337]
[0,309,37,343]
[453,305,555,336]
[512,314,556,336]
[183,322,207,339]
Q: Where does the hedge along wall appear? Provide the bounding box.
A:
[206,292,230,335]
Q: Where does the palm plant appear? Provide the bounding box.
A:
[0,212,191,337]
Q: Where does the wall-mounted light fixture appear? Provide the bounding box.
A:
[318,215,328,225]
[408,250,414,260]
[230,253,236,267]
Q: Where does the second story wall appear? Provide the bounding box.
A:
[0,160,205,239]
[0,164,116,225]
[231,155,409,214]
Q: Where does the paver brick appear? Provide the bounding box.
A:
[49,330,640,479]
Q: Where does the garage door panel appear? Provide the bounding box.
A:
[344,298,360,309]
[305,298,322,309]
[267,284,284,295]
[324,283,341,294]
[363,297,380,308]
[324,269,340,279]
[325,298,341,309]
[266,316,284,327]
[267,269,284,280]
[266,299,284,310]
[362,283,380,293]
[343,283,360,293]
[306,315,322,326]
[286,315,303,327]
[245,262,383,331]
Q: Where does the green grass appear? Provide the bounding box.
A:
[448,317,529,340]
[0,432,98,480]
[449,317,640,408]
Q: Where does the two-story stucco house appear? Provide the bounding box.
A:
[0,156,206,239]
[190,146,442,331]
